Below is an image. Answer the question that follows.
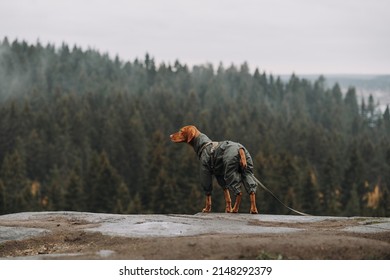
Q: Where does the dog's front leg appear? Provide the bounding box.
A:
[202,195,212,213]
[223,189,232,213]
[250,192,259,214]
[232,192,242,213]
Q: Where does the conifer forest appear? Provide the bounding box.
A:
[1,38,390,216]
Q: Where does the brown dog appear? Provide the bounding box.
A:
[170,125,258,214]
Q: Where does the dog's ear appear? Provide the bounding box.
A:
[186,126,199,143]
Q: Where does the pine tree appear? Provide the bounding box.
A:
[114,182,130,214]
[383,105,390,133]
[341,145,364,213]
[0,149,28,213]
[278,154,300,214]
[147,129,184,213]
[380,187,390,216]
[301,169,319,215]
[0,180,6,214]
[25,129,45,181]
[87,151,122,213]
[127,192,143,214]
[151,169,178,214]
[45,166,66,211]
[123,110,147,193]
[344,184,361,216]
[321,156,342,215]
[64,170,84,211]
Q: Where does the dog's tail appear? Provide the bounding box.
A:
[252,175,311,216]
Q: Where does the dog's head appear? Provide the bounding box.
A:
[170,125,200,143]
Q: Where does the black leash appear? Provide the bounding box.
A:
[252,175,311,216]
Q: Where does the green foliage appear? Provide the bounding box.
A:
[0,38,389,216]
[0,180,6,214]
[64,169,84,212]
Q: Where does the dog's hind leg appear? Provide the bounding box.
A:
[232,192,242,213]
[202,195,212,213]
[223,189,232,213]
[249,192,258,214]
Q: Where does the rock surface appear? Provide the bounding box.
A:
[0,212,389,259]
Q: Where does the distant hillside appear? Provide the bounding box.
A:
[0,38,390,217]
[281,74,390,112]
[325,75,390,112]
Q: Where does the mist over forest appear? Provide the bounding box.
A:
[0,38,389,216]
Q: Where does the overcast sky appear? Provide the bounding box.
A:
[1,0,389,75]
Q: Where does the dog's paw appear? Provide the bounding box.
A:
[202,208,211,213]
[250,209,259,214]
